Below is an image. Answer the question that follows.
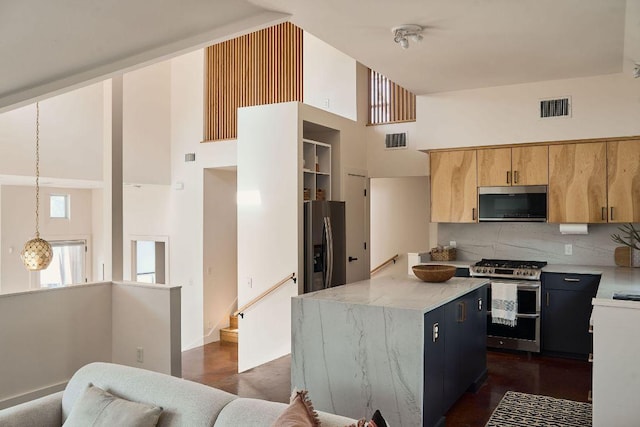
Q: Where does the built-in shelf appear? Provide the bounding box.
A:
[303,138,331,201]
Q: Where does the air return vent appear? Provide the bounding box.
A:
[540,97,571,118]
[385,132,407,149]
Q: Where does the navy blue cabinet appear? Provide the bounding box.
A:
[541,273,599,359]
[423,285,487,427]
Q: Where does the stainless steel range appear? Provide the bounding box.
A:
[470,259,547,353]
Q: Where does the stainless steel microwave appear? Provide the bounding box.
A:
[478,186,547,222]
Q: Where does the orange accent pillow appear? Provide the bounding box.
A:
[270,390,320,427]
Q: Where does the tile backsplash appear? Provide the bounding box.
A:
[438,223,630,266]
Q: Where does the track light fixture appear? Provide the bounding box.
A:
[634,63,640,79]
[392,25,424,49]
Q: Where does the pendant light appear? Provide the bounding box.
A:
[20,102,53,271]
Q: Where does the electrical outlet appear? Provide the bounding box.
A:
[323,98,330,109]
[136,347,144,363]
[564,244,573,256]
[449,241,457,248]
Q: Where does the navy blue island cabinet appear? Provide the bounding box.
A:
[423,285,488,427]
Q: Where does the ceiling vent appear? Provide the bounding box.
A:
[540,97,571,119]
[385,132,407,150]
[184,153,196,162]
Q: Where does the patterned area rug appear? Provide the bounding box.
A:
[486,391,592,426]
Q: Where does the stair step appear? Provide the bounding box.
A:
[229,315,238,329]
[220,327,238,344]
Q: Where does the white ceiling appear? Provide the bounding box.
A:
[250,0,632,94]
[0,0,635,112]
[0,0,288,112]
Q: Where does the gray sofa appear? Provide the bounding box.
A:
[0,362,356,426]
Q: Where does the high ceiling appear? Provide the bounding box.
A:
[250,0,633,94]
[0,0,636,112]
[0,0,288,112]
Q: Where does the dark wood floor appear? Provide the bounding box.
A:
[182,342,591,426]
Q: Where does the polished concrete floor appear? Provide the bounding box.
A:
[182,342,591,427]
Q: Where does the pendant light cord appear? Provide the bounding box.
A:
[35,102,40,239]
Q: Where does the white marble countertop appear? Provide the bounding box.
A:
[422,260,640,309]
[294,275,489,314]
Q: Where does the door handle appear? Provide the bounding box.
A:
[546,292,550,307]
[432,323,439,343]
[348,256,358,262]
[478,298,483,312]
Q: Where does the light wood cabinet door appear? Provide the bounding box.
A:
[512,145,549,185]
[607,140,640,223]
[431,150,477,223]
[477,148,511,186]
[548,142,607,223]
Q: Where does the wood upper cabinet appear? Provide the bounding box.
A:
[478,146,548,186]
[548,142,607,223]
[431,150,477,223]
[607,140,640,223]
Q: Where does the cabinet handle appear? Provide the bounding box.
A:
[610,207,615,221]
[514,170,519,184]
[506,171,511,184]
[546,292,550,307]
[478,298,483,312]
[601,207,606,221]
[472,208,476,221]
[563,278,580,282]
[432,322,439,343]
[457,302,465,323]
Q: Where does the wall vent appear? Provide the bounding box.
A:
[385,132,407,149]
[184,153,196,162]
[540,97,571,118]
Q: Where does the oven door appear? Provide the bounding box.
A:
[487,281,541,352]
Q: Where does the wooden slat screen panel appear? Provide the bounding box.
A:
[368,68,416,125]
[204,22,303,142]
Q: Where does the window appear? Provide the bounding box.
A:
[39,240,86,288]
[50,194,69,218]
[131,239,167,284]
[368,68,416,125]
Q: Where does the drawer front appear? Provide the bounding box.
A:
[542,272,600,294]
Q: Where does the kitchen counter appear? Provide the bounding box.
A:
[422,260,640,307]
[296,275,489,313]
[291,276,488,427]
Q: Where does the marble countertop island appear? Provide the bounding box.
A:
[291,275,488,427]
[297,275,489,313]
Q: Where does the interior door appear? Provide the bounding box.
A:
[345,172,368,284]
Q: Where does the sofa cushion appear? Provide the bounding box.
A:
[63,384,161,427]
[270,390,319,427]
[215,397,357,427]
[62,363,237,427]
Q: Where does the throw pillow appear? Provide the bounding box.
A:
[270,389,320,427]
[63,384,162,427]
[346,409,389,427]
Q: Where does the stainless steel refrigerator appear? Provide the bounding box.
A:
[304,201,346,293]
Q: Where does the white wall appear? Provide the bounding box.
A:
[123,62,172,185]
[0,281,181,409]
[111,282,182,377]
[623,0,640,76]
[416,73,640,150]
[370,177,430,277]
[168,50,207,350]
[0,84,103,181]
[236,102,300,372]
[0,185,93,294]
[0,283,112,409]
[122,184,172,281]
[203,169,238,344]
[304,32,357,121]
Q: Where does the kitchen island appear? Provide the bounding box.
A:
[291,275,489,427]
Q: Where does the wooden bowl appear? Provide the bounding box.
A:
[412,264,456,283]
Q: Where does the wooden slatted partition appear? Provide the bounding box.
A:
[204,22,303,142]
[368,68,416,125]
